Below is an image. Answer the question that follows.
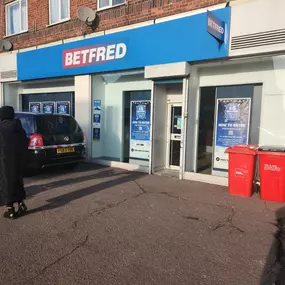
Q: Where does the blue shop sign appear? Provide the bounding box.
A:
[207,10,226,42]
[17,7,230,81]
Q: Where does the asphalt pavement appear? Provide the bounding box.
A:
[0,163,283,285]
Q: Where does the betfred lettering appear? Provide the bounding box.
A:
[208,17,224,35]
[264,164,281,172]
[63,43,127,68]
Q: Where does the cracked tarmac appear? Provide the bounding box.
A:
[0,163,284,285]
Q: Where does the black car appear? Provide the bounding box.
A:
[15,112,86,170]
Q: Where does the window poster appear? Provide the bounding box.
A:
[93,128,100,141]
[129,101,151,160]
[93,100,101,113]
[93,100,101,140]
[213,98,251,171]
[57,102,70,115]
[29,102,41,113]
[43,102,55,114]
[93,114,101,128]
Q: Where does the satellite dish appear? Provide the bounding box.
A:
[0,40,13,51]
[77,6,97,26]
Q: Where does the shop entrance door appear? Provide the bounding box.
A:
[167,103,182,169]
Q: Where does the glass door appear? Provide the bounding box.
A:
[167,104,182,169]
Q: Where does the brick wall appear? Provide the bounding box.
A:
[0,0,226,51]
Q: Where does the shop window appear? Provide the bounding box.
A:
[92,73,152,167]
[5,0,28,36]
[49,0,70,25]
[98,0,125,10]
[193,84,261,177]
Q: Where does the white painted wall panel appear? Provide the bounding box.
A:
[230,0,285,57]
[75,75,92,160]
[145,62,190,79]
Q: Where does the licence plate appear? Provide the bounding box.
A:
[57,147,75,154]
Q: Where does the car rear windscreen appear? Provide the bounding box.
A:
[15,114,35,134]
[36,115,82,134]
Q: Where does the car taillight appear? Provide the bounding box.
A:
[83,133,86,144]
[29,134,44,147]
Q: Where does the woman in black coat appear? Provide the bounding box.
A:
[0,106,28,219]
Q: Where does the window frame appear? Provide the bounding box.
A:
[5,0,28,37]
[49,0,70,26]
[97,0,125,11]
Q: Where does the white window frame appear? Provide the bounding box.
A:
[97,0,125,11]
[5,0,28,37]
[49,0,70,26]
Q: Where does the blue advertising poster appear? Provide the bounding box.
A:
[29,102,41,113]
[213,98,251,171]
[93,114,101,128]
[93,128,100,141]
[130,101,151,160]
[43,102,55,114]
[93,100,101,113]
[57,102,70,115]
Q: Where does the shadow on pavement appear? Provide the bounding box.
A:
[26,171,145,215]
[260,205,285,285]
[25,163,107,178]
[26,167,130,199]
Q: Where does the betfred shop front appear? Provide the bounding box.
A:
[16,7,230,177]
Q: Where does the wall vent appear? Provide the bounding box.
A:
[0,70,17,80]
[231,28,285,50]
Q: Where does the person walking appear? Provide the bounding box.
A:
[0,106,28,219]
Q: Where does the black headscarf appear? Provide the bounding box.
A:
[0,106,15,121]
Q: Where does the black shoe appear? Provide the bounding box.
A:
[17,202,27,216]
[3,207,16,220]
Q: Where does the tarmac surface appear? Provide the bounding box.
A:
[0,163,284,285]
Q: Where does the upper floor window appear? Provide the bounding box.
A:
[5,0,28,36]
[98,0,125,10]
[49,0,70,25]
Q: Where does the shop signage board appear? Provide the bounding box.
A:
[17,8,230,81]
[130,101,151,161]
[213,98,251,171]
[207,10,225,42]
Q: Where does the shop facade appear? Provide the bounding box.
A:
[181,0,285,185]
[14,6,230,182]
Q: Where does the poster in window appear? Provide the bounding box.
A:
[93,114,101,128]
[213,98,251,171]
[129,101,151,161]
[93,128,100,141]
[93,100,101,114]
[56,102,70,115]
[29,102,41,113]
[43,102,55,114]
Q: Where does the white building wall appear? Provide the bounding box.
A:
[230,0,285,57]
[0,52,17,107]
[75,75,92,160]
[198,56,285,146]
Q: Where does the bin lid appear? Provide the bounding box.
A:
[226,144,258,155]
[258,145,285,152]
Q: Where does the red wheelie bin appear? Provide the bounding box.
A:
[257,146,285,203]
[226,145,258,197]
